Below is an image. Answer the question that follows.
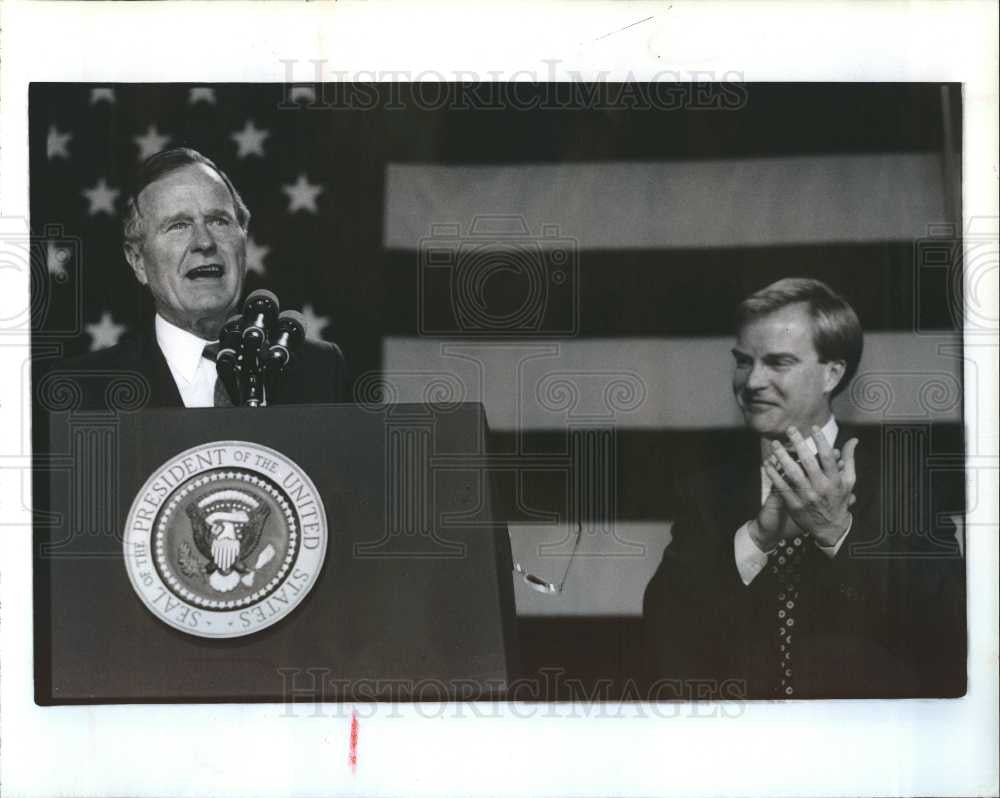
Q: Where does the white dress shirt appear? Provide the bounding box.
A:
[155,314,219,408]
[734,416,851,585]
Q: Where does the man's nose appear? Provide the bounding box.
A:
[190,220,217,253]
[745,362,769,390]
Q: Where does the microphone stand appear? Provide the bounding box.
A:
[239,290,280,407]
[217,291,306,408]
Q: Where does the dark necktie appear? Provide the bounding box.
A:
[201,343,234,407]
[762,444,809,695]
[770,534,805,696]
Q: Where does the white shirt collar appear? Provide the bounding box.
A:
[154,314,213,384]
[810,415,839,453]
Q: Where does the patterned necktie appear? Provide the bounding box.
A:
[202,344,234,407]
[770,534,805,696]
[760,444,812,695]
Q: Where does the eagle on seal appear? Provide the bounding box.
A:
[185,489,271,592]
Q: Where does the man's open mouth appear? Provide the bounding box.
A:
[186,264,225,279]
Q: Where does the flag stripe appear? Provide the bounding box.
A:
[385,154,951,251]
[380,332,963,430]
[381,242,960,337]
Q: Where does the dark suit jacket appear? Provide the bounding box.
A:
[40,322,351,412]
[642,425,966,699]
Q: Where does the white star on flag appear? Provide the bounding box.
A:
[47,126,72,159]
[85,311,127,351]
[82,178,120,216]
[188,87,217,105]
[245,236,270,276]
[282,174,324,213]
[231,120,270,158]
[289,86,317,104]
[89,88,116,105]
[300,303,331,340]
[134,125,172,161]
[47,242,72,279]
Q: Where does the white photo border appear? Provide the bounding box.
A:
[1,2,997,796]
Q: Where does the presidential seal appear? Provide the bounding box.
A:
[123,441,327,638]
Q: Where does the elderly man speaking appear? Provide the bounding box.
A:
[59,147,349,409]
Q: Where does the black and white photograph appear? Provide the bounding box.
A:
[28,80,970,704]
[2,4,997,797]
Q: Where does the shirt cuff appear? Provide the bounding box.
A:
[734,522,771,585]
[815,515,853,559]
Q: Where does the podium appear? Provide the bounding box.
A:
[34,401,518,703]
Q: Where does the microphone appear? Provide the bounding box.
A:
[240,289,280,371]
[240,290,279,407]
[261,310,305,403]
[263,310,306,375]
[216,315,244,405]
[211,290,311,408]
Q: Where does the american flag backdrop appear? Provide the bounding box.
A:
[31,83,966,685]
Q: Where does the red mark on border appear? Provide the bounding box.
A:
[348,710,359,773]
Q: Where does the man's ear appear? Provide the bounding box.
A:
[124,243,147,286]
[823,359,846,395]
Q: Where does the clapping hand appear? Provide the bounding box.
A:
[759,425,858,548]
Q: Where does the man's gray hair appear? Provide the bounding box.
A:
[737,277,864,396]
[122,147,250,250]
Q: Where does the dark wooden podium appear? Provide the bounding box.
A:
[35,402,517,703]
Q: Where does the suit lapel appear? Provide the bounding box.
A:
[722,431,762,529]
[688,431,761,545]
[136,325,184,409]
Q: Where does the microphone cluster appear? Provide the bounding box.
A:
[216,289,306,407]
